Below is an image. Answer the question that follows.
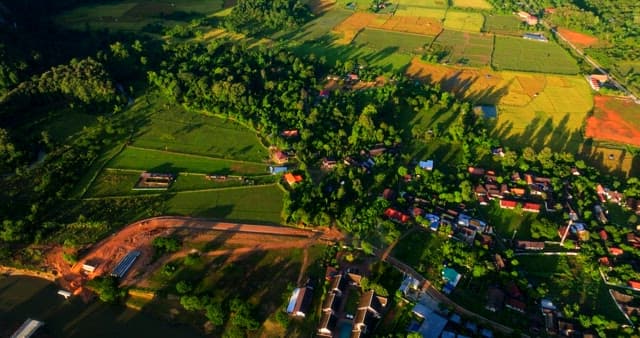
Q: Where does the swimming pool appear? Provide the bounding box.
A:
[338,321,353,338]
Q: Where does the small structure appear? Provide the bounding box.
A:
[468,166,486,176]
[516,241,545,250]
[319,89,330,98]
[522,202,542,213]
[411,303,448,338]
[321,157,337,170]
[442,267,462,294]
[517,11,539,25]
[500,199,519,210]
[133,172,175,190]
[111,250,141,279]
[10,319,44,338]
[352,290,387,337]
[81,263,97,273]
[269,166,287,175]
[384,208,410,224]
[281,129,299,138]
[286,286,314,318]
[273,150,289,164]
[523,33,547,42]
[57,289,72,299]
[284,173,303,186]
[587,74,609,91]
[419,160,434,171]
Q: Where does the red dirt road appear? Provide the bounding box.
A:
[585,96,640,147]
[52,217,343,296]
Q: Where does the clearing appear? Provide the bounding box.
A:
[585,96,640,147]
[557,27,599,49]
[493,36,579,75]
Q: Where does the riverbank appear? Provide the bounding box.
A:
[0,265,57,282]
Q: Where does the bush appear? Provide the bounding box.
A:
[86,276,123,303]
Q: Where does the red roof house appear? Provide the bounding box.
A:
[500,199,518,209]
[609,247,624,256]
[599,230,609,241]
[281,129,299,138]
[628,280,640,291]
[523,202,542,213]
[284,173,303,186]
[384,208,410,223]
[468,166,485,176]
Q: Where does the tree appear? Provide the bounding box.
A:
[86,276,122,303]
[176,280,193,294]
[180,295,204,311]
[205,303,225,326]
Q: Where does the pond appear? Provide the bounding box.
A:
[0,275,204,338]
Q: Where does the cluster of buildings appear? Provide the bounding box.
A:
[516,10,539,25]
[596,183,640,216]
[472,167,550,214]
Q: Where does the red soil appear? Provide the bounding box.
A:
[585,96,640,147]
[557,27,599,48]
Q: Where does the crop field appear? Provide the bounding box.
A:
[394,6,447,19]
[333,12,441,43]
[452,0,492,9]
[397,0,448,8]
[482,14,522,35]
[432,30,494,67]
[133,103,267,162]
[406,58,593,151]
[166,185,284,224]
[585,96,640,147]
[272,7,352,42]
[493,36,579,74]
[107,147,268,176]
[56,0,225,32]
[443,11,485,32]
[353,28,433,53]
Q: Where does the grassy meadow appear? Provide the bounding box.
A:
[353,28,433,53]
[482,14,523,35]
[493,36,580,74]
[452,0,493,10]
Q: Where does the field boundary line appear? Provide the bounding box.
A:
[102,167,275,178]
[77,142,128,199]
[81,183,279,200]
[362,26,439,38]
[125,145,268,165]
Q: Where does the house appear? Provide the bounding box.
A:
[286,286,314,317]
[411,303,448,338]
[442,267,462,294]
[628,280,640,291]
[511,187,526,196]
[511,172,521,182]
[458,226,477,245]
[599,230,609,241]
[609,247,624,256]
[398,275,422,296]
[517,11,539,25]
[596,184,606,203]
[419,160,434,171]
[505,298,526,313]
[475,184,488,197]
[284,173,303,186]
[525,174,534,185]
[319,89,330,98]
[346,73,360,82]
[273,150,289,164]
[382,188,395,201]
[468,166,485,176]
[269,166,288,175]
[571,167,581,176]
[492,147,505,157]
[384,208,410,223]
[317,311,338,337]
[321,157,337,169]
[627,232,640,248]
[626,198,640,215]
[423,213,440,231]
[516,241,544,250]
[500,199,518,209]
[599,256,611,266]
[329,274,347,296]
[368,147,387,157]
[523,202,542,213]
[352,290,388,337]
[486,287,505,312]
[523,32,547,41]
[281,129,299,138]
[412,207,424,218]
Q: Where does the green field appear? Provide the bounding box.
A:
[133,103,267,162]
[493,36,580,74]
[397,0,448,8]
[443,10,485,32]
[56,0,225,32]
[483,14,523,35]
[353,28,433,53]
[273,8,352,42]
[452,0,492,9]
[433,30,494,67]
[107,147,268,175]
[166,185,284,224]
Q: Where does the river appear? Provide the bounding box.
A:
[0,275,204,338]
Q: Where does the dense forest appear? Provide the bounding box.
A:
[225,0,312,35]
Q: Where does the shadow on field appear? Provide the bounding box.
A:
[492,113,583,154]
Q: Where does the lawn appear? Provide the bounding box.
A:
[353,28,433,54]
[493,36,579,75]
[133,106,267,162]
[432,30,494,67]
[443,11,485,32]
[56,0,225,32]
[476,202,536,239]
[452,0,492,10]
[482,14,523,35]
[165,184,284,224]
[107,147,268,176]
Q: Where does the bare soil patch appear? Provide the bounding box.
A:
[557,27,599,48]
[585,96,640,147]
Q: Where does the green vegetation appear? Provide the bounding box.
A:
[493,36,580,74]
[443,10,485,32]
[353,29,433,54]
[431,30,494,66]
[166,185,284,224]
[225,0,312,35]
[86,276,125,303]
[482,14,522,35]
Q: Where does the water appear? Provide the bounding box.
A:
[0,276,205,338]
[338,320,353,338]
